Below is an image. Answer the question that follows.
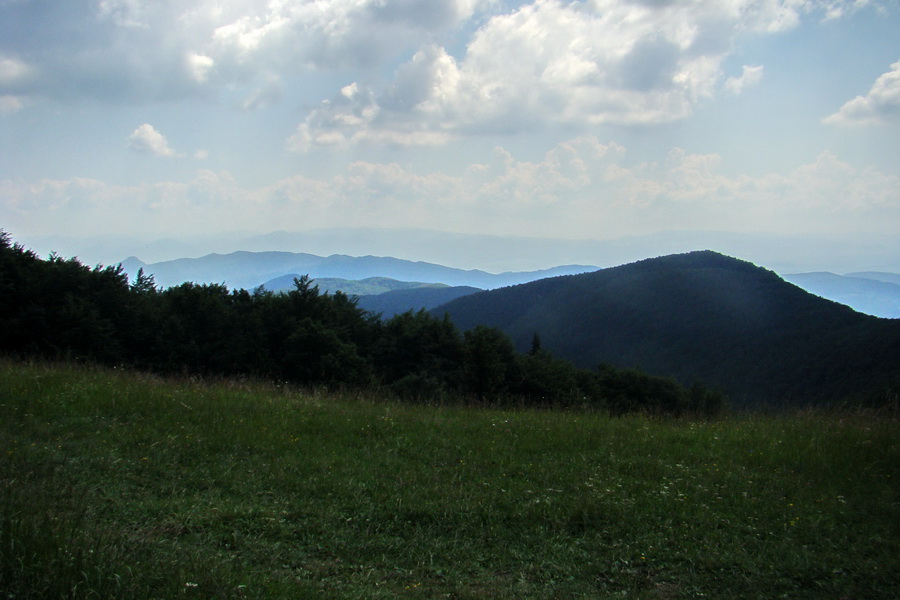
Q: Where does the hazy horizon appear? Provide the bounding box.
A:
[3,1,898,265]
[11,227,900,277]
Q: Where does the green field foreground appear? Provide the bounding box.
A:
[1,361,897,599]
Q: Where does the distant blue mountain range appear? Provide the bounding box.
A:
[781,272,900,319]
[118,250,900,319]
[119,251,597,293]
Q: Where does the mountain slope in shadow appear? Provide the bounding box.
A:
[357,285,482,319]
[433,251,900,407]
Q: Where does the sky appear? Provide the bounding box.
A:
[1,0,899,270]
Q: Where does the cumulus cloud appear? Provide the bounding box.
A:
[0,54,32,85]
[186,52,215,84]
[290,0,863,147]
[210,0,484,68]
[0,94,24,114]
[823,60,900,125]
[0,54,32,112]
[96,0,154,29]
[0,0,491,106]
[723,65,764,95]
[127,123,179,157]
[0,0,867,123]
[819,0,872,21]
[286,53,458,151]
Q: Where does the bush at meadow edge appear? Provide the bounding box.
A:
[1,360,898,599]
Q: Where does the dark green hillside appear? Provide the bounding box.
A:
[0,232,725,415]
[357,284,481,318]
[433,251,900,407]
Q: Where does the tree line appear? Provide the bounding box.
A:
[0,232,726,416]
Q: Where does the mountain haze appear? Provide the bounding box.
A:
[846,272,900,286]
[119,251,595,292]
[432,251,900,406]
[782,272,900,319]
[32,228,900,275]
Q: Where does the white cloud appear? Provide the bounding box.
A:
[820,0,871,21]
[0,54,32,85]
[291,0,863,146]
[239,75,283,111]
[0,0,866,118]
[127,123,179,157]
[0,94,24,114]
[723,65,764,95]
[187,52,215,83]
[0,0,492,106]
[0,55,33,112]
[194,0,491,76]
[97,0,153,29]
[823,60,900,126]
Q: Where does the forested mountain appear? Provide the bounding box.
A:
[432,251,900,407]
[782,272,900,318]
[6,230,897,410]
[117,247,900,318]
[1,232,726,416]
[258,275,446,296]
[357,285,482,319]
[119,252,596,291]
[259,275,482,319]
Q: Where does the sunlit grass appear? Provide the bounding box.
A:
[1,360,897,598]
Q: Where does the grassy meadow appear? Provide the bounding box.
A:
[1,360,897,599]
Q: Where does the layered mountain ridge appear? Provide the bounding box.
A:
[430,251,900,406]
[119,252,596,292]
